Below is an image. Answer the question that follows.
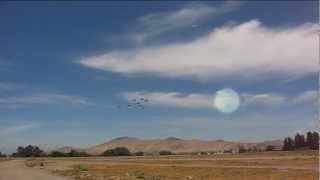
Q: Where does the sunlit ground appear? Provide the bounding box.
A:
[24,150,319,180]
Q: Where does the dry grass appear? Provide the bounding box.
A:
[42,151,319,180]
[56,164,317,180]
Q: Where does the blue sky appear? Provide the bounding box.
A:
[0,1,318,153]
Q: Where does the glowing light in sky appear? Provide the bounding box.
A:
[214,88,240,114]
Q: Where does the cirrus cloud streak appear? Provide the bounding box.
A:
[122,90,317,109]
[0,93,94,109]
[79,20,318,82]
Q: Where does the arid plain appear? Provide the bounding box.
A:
[1,150,318,180]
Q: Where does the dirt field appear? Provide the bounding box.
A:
[0,159,68,180]
[0,151,318,180]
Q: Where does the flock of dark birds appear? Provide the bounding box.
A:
[117,97,149,110]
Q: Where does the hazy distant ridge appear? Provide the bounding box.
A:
[79,137,282,155]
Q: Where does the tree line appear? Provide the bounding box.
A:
[0,145,175,158]
[100,147,174,156]
[3,145,90,158]
[283,131,319,151]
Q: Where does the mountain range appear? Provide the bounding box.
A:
[55,136,283,155]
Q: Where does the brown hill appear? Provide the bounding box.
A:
[86,136,282,155]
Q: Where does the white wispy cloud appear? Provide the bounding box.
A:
[241,91,317,106]
[292,90,317,104]
[122,90,317,109]
[123,91,212,109]
[0,93,94,108]
[131,1,243,43]
[80,20,318,82]
[241,93,287,106]
[0,123,39,137]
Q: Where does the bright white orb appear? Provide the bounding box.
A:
[214,88,240,114]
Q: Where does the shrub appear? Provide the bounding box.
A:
[67,150,90,157]
[0,152,6,158]
[238,146,247,153]
[159,150,173,155]
[49,150,89,157]
[76,164,88,171]
[134,151,144,156]
[101,147,130,156]
[265,145,275,151]
[49,151,67,157]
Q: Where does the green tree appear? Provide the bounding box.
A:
[49,150,89,157]
[12,145,45,157]
[294,133,306,148]
[283,137,295,151]
[282,138,288,151]
[305,131,319,150]
[101,147,130,156]
[287,137,295,150]
[159,150,173,155]
[311,131,319,150]
[306,131,313,149]
[67,150,90,157]
[49,151,67,157]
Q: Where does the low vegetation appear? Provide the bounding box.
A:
[75,164,89,172]
[7,131,319,159]
[0,152,6,158]
[133,151,144,156]
[9,145,90,158]
[5,141,318,180]
[51,150,318,180]
[101,147,131,156]
[49,150,90,157]
[159,150,174,155]
[12,145,45,157]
